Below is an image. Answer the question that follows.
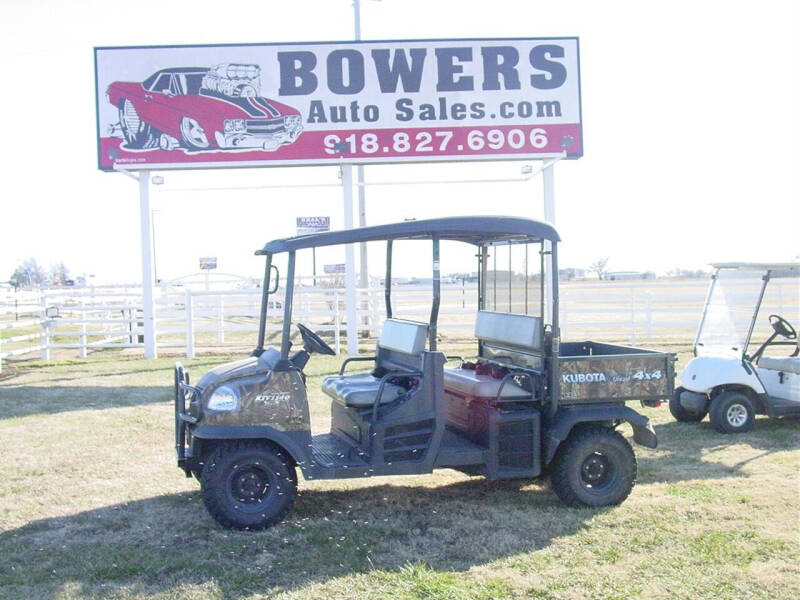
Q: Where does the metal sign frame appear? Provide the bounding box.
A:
[95,37,582,172]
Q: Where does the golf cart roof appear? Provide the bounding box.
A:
[257,216,559,255]
[711,262,799,271]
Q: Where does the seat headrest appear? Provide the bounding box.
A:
[379,319,428,355]
[475,310,542,350]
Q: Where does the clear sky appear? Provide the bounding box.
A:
[1,0,797,284]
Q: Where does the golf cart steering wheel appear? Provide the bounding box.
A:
[296,323,336,355]
[769,314,797,340]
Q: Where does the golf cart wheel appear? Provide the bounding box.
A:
[709,391,755,434]
[201,441,297,530]
[550,426,637,507]
[669,386,708,422]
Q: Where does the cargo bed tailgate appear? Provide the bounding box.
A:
[558,341,675,404]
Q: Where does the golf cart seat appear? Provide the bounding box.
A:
[322,318,428,408]
[759,340,800,375]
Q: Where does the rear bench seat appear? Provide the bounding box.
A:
[443,310,543,401]
[322,319,428,408]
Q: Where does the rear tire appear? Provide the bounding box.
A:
[118,99,159,149]
[669,386,708,422]
[709,391,755,433]
[201,441,297,530]
[550,426,637,507]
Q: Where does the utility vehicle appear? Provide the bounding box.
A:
[672,262,800,433]
[174,217,674,530]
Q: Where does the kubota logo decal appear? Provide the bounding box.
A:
[562,372,607,384]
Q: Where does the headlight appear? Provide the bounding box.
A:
[284,114,301,128]
[207,385,239,411]
[224,119,246,133]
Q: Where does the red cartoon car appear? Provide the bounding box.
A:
[106,64,303,152]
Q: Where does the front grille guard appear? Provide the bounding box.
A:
[174,363,200,473]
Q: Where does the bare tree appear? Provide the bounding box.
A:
[50,262,70,284]
[588,257,610,280]
[9,258,47,288]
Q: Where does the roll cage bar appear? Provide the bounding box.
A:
[253,215,560,357]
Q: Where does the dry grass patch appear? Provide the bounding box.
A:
[1,347,798,599]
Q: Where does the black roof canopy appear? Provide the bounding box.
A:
[257,216,559,255]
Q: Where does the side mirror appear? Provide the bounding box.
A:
[268,264,280,294]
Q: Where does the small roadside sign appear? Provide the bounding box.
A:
[199,257,217,270]
[324,263,346,274]
[296,216,330,236]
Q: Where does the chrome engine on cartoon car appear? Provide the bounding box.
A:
[202,63,261,97]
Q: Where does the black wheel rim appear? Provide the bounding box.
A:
[226,461,275,513]
[579,451,617,492]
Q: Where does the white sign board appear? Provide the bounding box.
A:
[296,216,331,236]
[199,257,217,270]
[324,263,346,274]
[95,38,582,171]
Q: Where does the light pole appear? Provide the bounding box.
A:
[353,0,369,289]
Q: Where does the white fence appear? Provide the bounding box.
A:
[1,278,729,372]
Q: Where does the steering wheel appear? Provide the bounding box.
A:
[296,323,336,355]
[769,314,797,340]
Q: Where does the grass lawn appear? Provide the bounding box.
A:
[0,346,798,599]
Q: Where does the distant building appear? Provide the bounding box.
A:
[602,271,656,281]
[559,268,587,281]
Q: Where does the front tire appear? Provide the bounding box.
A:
[709,391,755,433]
[669,386,708,422]
[550,426,637,507]
[179,116,210,150]
[201,441,297,530]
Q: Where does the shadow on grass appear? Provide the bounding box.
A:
[0,478,600,599]
[0,385,174,420]
[0,358,229,421]
[636,416,800,485]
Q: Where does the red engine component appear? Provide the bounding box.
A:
[490,364,507,379]
[475,361,491,375]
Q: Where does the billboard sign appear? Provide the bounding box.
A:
[296,216,331,236]
[95,38,581,171]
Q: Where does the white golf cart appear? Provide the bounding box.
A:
[672,263,800,432]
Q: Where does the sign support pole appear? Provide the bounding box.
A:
[312,247,317,287]
[354,1,369,288]
[341,165,359,355]
[138,170,157,359]
[358,165,368,286]
[543,161,556,328]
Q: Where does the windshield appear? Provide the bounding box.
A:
[696,267,800,357]
[695,268,765,357]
